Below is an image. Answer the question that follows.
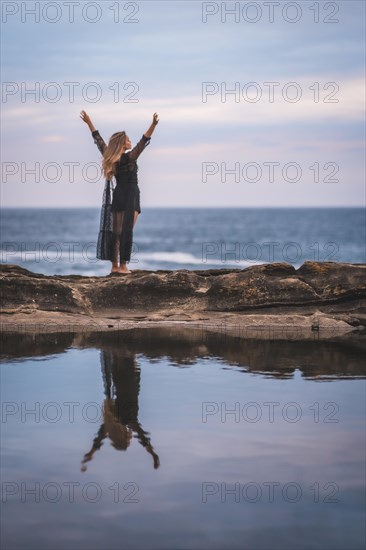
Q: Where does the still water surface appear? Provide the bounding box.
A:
[1,329,365,550]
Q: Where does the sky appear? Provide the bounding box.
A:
[1,0,365,207]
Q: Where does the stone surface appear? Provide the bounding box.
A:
[1,261,365,340]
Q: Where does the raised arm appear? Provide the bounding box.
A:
[80,110,96,133]
[130,421,160,469]
[80,423,107,472]
[128,113,159,161]
[144,112,159,139]
[80,110,106,154]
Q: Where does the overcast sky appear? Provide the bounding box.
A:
[1,0,365,207]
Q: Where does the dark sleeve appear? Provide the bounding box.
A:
[82,424,107,460]
[128,134,151,162]
[92,130,107,155]
[91,424,107,450]
[129,421,152,449]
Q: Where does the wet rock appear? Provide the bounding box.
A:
[1,261,365,339]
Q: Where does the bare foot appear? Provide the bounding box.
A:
[118,267,131,274]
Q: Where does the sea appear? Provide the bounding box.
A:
[1,207,365,275]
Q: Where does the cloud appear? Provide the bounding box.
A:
[3,75,364,131]
[41,135,65,143]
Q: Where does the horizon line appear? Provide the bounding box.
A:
[1,205,364,210]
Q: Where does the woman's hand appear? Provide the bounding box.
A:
[80,110,96,133]
[80,110,92,125]
[144,113,159,139]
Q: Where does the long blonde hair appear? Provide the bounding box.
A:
[102,131,126,180]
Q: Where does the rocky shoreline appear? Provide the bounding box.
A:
[1,261,365,341]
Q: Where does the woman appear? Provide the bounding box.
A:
[80,110,159,274]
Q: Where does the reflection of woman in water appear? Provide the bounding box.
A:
[81,349,160,471]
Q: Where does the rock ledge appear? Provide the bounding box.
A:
[1,261,365,340]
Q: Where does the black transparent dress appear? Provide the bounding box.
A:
[92,130,151,263]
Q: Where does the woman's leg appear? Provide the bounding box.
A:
[112,211,124,273]
[118,211,139,273]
